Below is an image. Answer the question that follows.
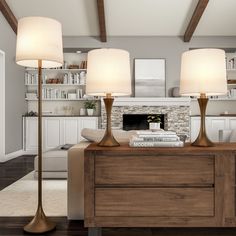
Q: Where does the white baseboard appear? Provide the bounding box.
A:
[2,149,25,162]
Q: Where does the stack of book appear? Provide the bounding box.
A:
[129,130,184,147]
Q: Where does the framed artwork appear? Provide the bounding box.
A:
[134,58,166,97]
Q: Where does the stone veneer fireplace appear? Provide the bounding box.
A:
[101,97,191,138]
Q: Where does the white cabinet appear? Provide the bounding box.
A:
[78,117,98,142]
[64,118,79,144]
[44,118,63,150]
[190,116,236,142]
[23,116,99,153]
[24,117,38,152]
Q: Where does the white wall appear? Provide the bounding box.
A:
[0,13,26,155]
[64,36,236,115]
[0,50,5,160]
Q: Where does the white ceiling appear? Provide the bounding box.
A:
[5,0,236,37]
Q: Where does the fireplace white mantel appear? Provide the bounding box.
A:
[101,97,191,107]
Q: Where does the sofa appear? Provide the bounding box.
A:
[34,148,68,179]
[67,128,137,220]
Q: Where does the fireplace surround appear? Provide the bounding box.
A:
[101,97,191,138]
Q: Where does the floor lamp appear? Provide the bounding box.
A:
[86,49,131,146]
[180,48,227,147]
[16,17,63,233]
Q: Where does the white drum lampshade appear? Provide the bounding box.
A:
[16,17,63,68]
[86,48,131,96]
[179,48,227,147]
[180,48,227,96]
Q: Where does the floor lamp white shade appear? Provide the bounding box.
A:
[180,48,227,96]
[86,48,131,96]
[16,17,63,68]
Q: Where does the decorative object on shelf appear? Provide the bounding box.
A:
[180,48,227,147]
[86,48,131,146]
[135,58,165,97]
[84,100,96,116]
[172,87,181,97]
[68,64,80,69]
[147,114,162,130]
[16,16,63,233]
[80,108,86,116]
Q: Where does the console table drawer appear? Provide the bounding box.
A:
[95,188,214,217]
[95,156,214,185]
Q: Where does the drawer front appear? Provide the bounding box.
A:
[95,188,214,217]
[95,156,214,185]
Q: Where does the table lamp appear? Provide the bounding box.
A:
[180,48,227,147]
[86,48,131,146]
[16,17,63,233]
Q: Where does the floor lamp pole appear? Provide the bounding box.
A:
[24,60,56,234]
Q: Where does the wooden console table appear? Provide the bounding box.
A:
[84,143,236,236]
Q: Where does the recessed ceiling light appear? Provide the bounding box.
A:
[76,50,82,54]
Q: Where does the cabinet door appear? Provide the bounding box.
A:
[207,118,227,142]
[190,117,201,142]
[63,118,79,144]
[44,118,62,150]
[228,118,236,130]
[25,117,38,152]
[78,117,98,142]
[190,117,227,142]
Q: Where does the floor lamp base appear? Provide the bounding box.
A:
[24,203,56,233]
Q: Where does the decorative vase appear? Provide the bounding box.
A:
[149,122,160,131]
[87,109,94,116]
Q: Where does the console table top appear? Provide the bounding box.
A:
[85,142,236,153]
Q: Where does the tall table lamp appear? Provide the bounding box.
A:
[86,48,131,146]
[16,17,63,233]
[180,48,227,147]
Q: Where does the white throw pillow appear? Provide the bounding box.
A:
[81,128,136,143]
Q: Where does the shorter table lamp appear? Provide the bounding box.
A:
[180,48,227,147]
[86,48,131,147]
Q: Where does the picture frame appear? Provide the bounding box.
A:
[134,58,166,97]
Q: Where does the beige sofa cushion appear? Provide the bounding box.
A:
[81,128,136,143]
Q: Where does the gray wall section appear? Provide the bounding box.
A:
[0,13,26,154]
[64,36,236,115]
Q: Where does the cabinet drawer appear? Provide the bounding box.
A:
[95,156,214,185]
[95,188,214,217]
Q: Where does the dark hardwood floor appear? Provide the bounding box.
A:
[0,155,236,235]
[0,155,35,190]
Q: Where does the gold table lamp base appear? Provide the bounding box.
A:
[192,94,214,147]
[98,94,120,147]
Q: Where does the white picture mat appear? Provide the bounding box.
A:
[135,59,165,97]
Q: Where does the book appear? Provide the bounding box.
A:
[131,136,180,142]
[136,130,176,135]
[129,141,184,148]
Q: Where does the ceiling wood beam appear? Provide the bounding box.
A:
[97,0,107,42]
[0,0,17,34]
[184,0,209,42]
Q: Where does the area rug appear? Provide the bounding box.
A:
[0,172,67,216]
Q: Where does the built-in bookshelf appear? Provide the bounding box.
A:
[25,52,100,116]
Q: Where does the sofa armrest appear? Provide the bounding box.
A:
[67,141,91,220]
